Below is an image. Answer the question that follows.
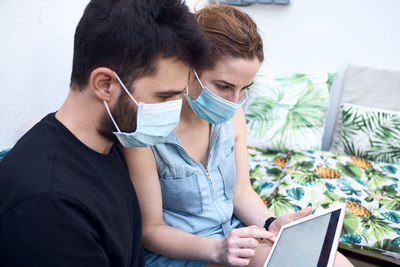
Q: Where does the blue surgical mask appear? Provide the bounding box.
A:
[104,72,182,147]
[185,70,248,124]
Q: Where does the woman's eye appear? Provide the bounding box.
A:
[216,84,230,90]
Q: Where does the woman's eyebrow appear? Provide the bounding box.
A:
[213,80,254,89]
[213,80,235,87]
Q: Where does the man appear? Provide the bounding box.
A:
[0,0,209,266]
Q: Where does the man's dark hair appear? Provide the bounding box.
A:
[70,0,210,90]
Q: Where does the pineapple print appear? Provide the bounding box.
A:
[350,156,373,169]
[262,197,269,205]
[347,201,372,217]
[314,168,341,179]
[273,157,287,169]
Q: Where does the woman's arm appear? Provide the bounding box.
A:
[124,146,274,266]
[232,108,275,227]
[232,108,312,233]
[123,147,217,261]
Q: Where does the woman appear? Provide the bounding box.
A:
[125,4,352,267]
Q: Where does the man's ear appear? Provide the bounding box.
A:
[89,68,117,102]
[188,70,194,82]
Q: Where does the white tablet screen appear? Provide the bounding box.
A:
[266,210,340,267]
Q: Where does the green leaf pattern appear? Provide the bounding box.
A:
[381,212,400,224]
[338,103,400,164]
[248,148,287,197]
[286,187,305,201]
[244,72,334,152]
[341,233,362,244]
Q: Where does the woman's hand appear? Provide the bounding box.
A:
[213,226,275,266]
[268,207,313,236]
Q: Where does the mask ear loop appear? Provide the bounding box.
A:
[103,71,137,133]
[103,101,121,133]
[113,72,139,106]
[193,69,205,88]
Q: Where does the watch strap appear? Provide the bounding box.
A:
[263,216,277,231]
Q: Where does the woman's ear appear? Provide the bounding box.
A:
[89,68,116,102]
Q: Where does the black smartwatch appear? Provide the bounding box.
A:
[263,217,277,231]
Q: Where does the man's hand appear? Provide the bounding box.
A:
[268,206,313,235]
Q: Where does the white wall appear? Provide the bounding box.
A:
[0,0,89,148]
[1,0,400,149]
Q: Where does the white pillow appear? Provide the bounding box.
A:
[337,103,400,164]
[244,71,335,152]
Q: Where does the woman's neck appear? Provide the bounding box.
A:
[180,96,209,126]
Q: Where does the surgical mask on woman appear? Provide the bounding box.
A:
[104,72,182,147]
[185,70,247,124]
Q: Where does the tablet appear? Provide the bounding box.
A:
[263,203,346,267]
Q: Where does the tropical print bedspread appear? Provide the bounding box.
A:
[0,148,11,161]
[249,149,400,259]
[248,147,288,198]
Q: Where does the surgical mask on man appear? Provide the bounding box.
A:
[185,70,247,124]
[104,72,182,147]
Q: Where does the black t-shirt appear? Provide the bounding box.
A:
[0,113,145,267]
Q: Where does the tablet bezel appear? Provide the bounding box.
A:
[263,203,346,267]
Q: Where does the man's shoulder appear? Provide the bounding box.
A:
[3,191,86,214]
[1,113,61,164]
[0,113,86,215]
[0,114,64,180]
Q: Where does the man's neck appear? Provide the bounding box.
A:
[55,90,113,155]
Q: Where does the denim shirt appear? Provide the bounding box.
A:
[152,120,240,238]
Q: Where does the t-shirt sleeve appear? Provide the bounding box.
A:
[0,193,109,267]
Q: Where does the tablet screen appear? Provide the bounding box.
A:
[266,209,341,267]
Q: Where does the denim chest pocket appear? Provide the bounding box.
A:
[217,141,236,199]
[159,174,203,215]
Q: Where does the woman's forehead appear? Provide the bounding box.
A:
[203,57,261,86]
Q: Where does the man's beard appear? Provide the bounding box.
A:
[98,93,138,144]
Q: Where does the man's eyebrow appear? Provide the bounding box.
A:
[154,87,186,97]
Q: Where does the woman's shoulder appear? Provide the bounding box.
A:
[231,107,246,139]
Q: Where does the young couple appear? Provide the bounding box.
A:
[0,0,352,266]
